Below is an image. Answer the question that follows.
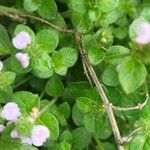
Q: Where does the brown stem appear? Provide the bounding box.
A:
[113,93,149,111]
[75,33,124,150]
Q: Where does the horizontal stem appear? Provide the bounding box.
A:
[105,53,131,60]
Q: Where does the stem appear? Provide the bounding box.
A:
[0,5,75,34]
[113,82,149,111]
[39,98,57,116]
[75,33,124,150]
[94,135,104,150]
[105,53,131,60]
[40,88,46,99]
[13,76,31,89]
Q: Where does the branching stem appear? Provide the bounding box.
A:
[0,5,148,150]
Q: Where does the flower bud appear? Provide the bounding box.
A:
[1,102,21,121]
[10,130,19,138]
[0,61,3,71]
[15,53,30,68]
[0,125,5,133]
[12,31,31,49]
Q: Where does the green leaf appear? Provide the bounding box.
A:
[0,24,13,55]
[59,47,78,67]
[45,75,65,97]
[12,91,40,113]
[0,86,13,104]
[102,65,118,86]
[71,127,91,150]
[31,53,53,79]
[72,104,84,126]
[67,0,87,14]
[58,102,70,119]
[98,0,118,13]
[140,8,150,22]
[82,34,104,65]
[37,0,57,20]
[67,81,91,98]
[71,13,93,33]
[119,59,147,94]
[52,47,78,75]
[56,141,71,150]
[35,29,59,53]
[113,27,128,40]
[39,113,59,140]
[83,114,95,133]
[76,97,94,113]
[14,24,35,42]
[0,71,16,91]
[88,47,104,65]
[51,51,67,75]
[59,130,72,142]
[106,45,130,65]
[129,134,150,150]
[23,0,38,12]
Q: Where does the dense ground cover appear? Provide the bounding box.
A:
[0,0,150,150]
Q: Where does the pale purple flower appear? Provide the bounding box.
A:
[20,136,32,145]
[12,31,31,49]
[31,125,50,147]
[15,52,30,68]
[1,102,21,121]
[0,125,5,133]
[10,130,19,138]
[135,22,150,44]
[0,61,3,71]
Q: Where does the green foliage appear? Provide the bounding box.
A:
[35,29,59,53]
[45,75,65,97]
[119,59,147,94]
[0,24,14,55]
[39,113,59,140]
[0,0,150,149]
[12,91,40,113]
[52,47,78,75]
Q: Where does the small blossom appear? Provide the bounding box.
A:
[12,31,31,49]
[0,125,5,133]
[0,61,3,71]
[15,53,30,68]
[116,65,121,72]
[20,136,32,145]
[1,102,21,121]
[10,130,19,138]
[31,125,50,147]
[135,22,150,44]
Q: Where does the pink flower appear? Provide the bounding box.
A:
[10,130,19,138]
[0,125,5,133]
[15,53,30,68]
[12,31,31,49]
[1,102,21,121]
[135,22,150,44]
[0,61,3,71]
[20,136,32,145]
[31,125,50,147]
